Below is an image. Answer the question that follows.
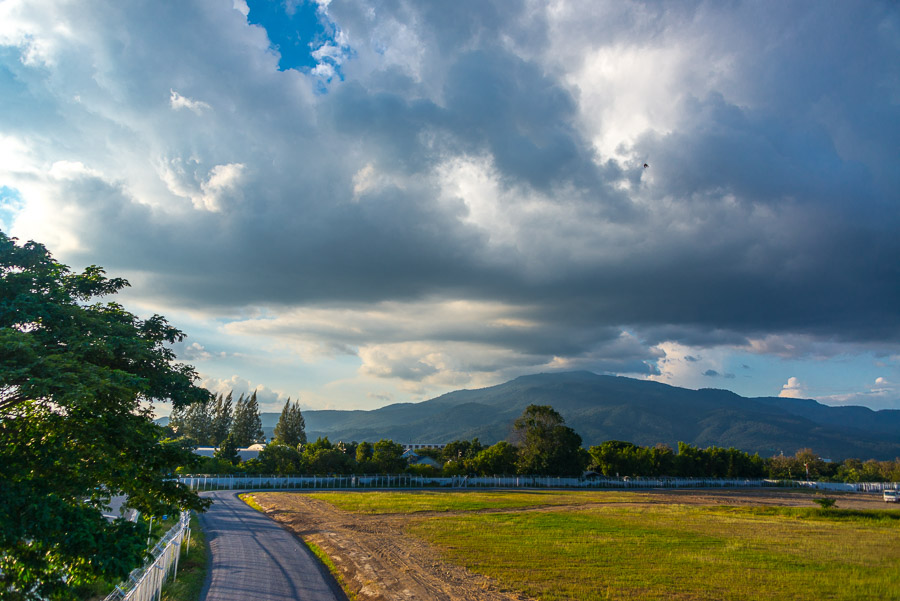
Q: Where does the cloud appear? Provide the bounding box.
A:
[779,377,806,399]
[169,89,211,114]
[1,1,899,402]
[198,374,309,412]
[818,377,900,410]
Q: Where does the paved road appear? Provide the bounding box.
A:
[199,490,345,601]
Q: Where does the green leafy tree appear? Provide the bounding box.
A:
[273,397,306,447]
[512,404,587,476]
[257,442,305,474]
[356,441,374,472]
[472,441,519,475]
[185,398,215,445]
[589,440,651,477]
[440,439,484,463]
[215,432,241,465]
[0,232,210,600]
[372,439,407,473]
[230,390,264,446]
[210,391,233,446]
[300,437,355,474]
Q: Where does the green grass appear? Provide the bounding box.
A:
[409,504,900,601]
[305,540,358,601]
[306,490,650,514]
[160,516,207,601]
[238,493,265,512]
[309,491,900,601]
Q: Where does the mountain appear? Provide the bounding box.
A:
[158,372,900,460]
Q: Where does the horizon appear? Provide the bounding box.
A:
[3,1,898,415]
[151,370,897,420]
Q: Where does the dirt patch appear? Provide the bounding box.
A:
[250,489,887,601]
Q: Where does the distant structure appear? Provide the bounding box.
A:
[193,445,264,462]
[401,449,442,469]
[400,443,447,451]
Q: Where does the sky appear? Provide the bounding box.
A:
[1,0,899,415]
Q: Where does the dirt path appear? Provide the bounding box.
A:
[250,489,887,601]
[252,492,534,601]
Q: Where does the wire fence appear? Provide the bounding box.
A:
[178,474,900,492]
[103,511,191,601]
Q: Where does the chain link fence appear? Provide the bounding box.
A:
[103,511,191,601]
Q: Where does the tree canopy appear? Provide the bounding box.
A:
[230,391,264,447]
[273,397,306,447]
[0,232,210,600]
[512,404,587,476]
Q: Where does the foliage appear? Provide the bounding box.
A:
[355,441,374,470]
[372,439,407,473]
[273,397,306,447]
[472,441,519,476]
[160,515,207,601]
[214,432,240,465]
[512,405,587,476]
[813,496,837,509]
[210,392,233,446]
[230,391,264,446]
[0,232,210,600]
[169,398,214,445]
[406,463,441,477]
[257,442,305,475]
[440,439,484,463]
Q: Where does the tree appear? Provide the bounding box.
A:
[356,441,374,472]
[472,441,519,475]
[512,404,587,476]
[372,439,407,473]
[589,440,651,477]
[273,397,306,447]
[177,397,214,445]
[257,442,304,474]
[214,432,241,465]
[0,232,210,600]
[210,391,233,446]
[230,390,264,447]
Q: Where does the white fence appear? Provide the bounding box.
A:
[178,474,900,493]
[103,511,191,601]
[794,480,900,492]
[179,474,775,491]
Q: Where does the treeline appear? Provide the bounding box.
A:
[171,401,900,482]
[168,391,306,461]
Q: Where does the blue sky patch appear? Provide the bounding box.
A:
[245,0,341,75]
[0,186,23,231]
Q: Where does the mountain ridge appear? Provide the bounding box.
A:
[159,371,900,460]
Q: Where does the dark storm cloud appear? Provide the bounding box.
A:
[6,0,900,380]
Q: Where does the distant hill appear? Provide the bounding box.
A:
[157,372,900,460]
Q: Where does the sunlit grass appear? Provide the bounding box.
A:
[306,490,650,514]
[302,491,900,600]
[238,492,265,512]
[406,504,900,601]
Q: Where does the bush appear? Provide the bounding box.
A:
[813,496,837,509]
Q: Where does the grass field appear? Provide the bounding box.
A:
[312,491,900,601]
[307,490,651,514]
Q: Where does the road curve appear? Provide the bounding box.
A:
[198,490,345,601]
